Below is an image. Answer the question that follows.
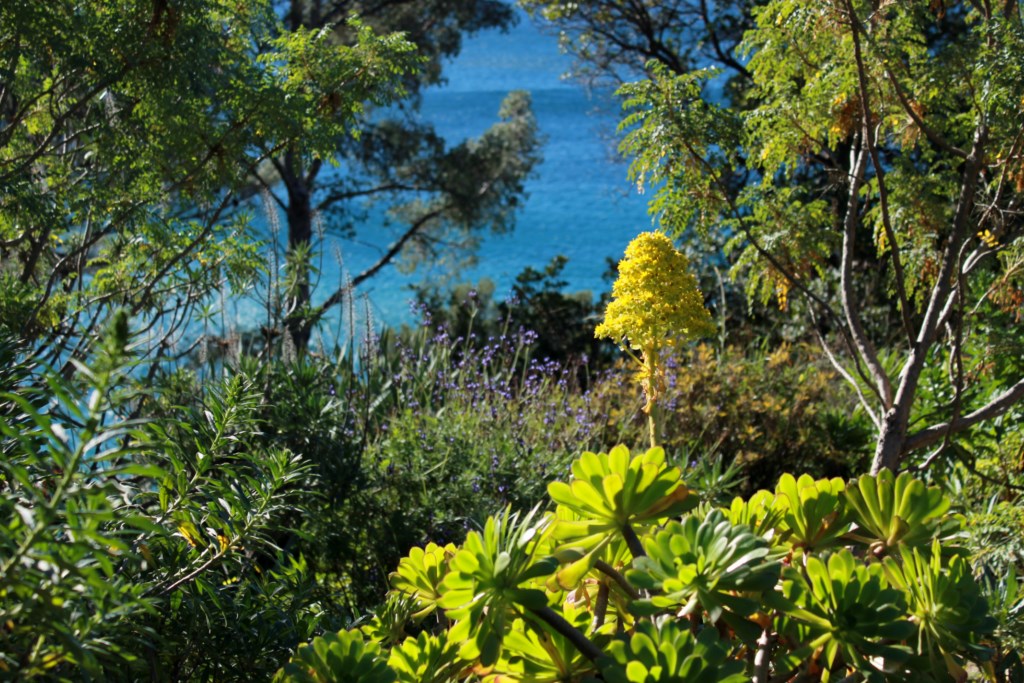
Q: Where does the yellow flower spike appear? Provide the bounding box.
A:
[595,232,714,353]
[596,232,714,447]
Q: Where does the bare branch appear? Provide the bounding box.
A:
[698,0,752,78]
[903,375,1024,454]
[812,322,882,430]
[309,205,447,322]
[840,141,893,406]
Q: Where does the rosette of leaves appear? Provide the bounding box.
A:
[491,608,602,682]
[437,506,558,666]
[844,470,960,556]
[273,629,394,683]
[773,474,849,554]
[883,541,996,679]
[387,631,463,683]
[360,592,419,648]
[390,541,458,621]
[547,446,694,589]
[628,509,781,641]
[725,490,783,543]
[599,619,746,683]
[781,550,913,680]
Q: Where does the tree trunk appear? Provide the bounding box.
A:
[279,0,320,355]
[285,180,313,353]
[872,408,908,473]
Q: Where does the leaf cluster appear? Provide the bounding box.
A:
[0,315,325,680]
[278,445,1004,682]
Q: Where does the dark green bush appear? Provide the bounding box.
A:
[0,317,323,681]
[411,255,609,367]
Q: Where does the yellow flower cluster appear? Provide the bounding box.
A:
[596,232,714,424]
[595,232,714,352]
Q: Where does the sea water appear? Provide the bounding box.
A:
[231,11,652,337]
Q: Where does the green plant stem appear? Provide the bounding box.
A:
[528,605,604,663]
[647,404,658,450]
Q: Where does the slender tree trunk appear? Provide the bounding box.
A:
[279,0,321,354]
[284,157,313,353]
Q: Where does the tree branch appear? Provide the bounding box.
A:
[698,0,752,79]
[812,319,881,430]
[846,0,914,342]
[840,141,893,406]
[309,205,448,322]
[903,375,1024,454]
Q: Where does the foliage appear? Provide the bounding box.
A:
[606,0,1024,471]
[590,343,873,493]
[884,542,996,677]
[0,316,322,680]
[548,445,693,587]
[280,445,1006,682]
[601,622,746,683]
[411,255,608,367]
[781,550,915,678]
[520,0,756,89]
[0,0,418,366]
[773,473,849,554]
[844,469,961,555]
[629,509,780,640]
[175,311,611,615]
[252,0,542,350]
[274,629,396,683]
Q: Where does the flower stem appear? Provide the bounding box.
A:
[647,403,659,449]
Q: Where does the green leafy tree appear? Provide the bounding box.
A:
[252,1,542,351]
[608,1,1024,472]
[0,0,417,368]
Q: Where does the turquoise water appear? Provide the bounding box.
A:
[234,11,652,334]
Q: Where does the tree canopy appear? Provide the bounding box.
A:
[533,0,1024,471]
[0,0,418,366]
[252,0,542,351]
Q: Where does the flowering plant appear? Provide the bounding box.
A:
[595,232,714,445]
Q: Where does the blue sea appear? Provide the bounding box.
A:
[235,11,652,335]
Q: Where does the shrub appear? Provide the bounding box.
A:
[411,255,609,367]
[295,323,607,612]
[0,316,321,680]
[590,343,874,493]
